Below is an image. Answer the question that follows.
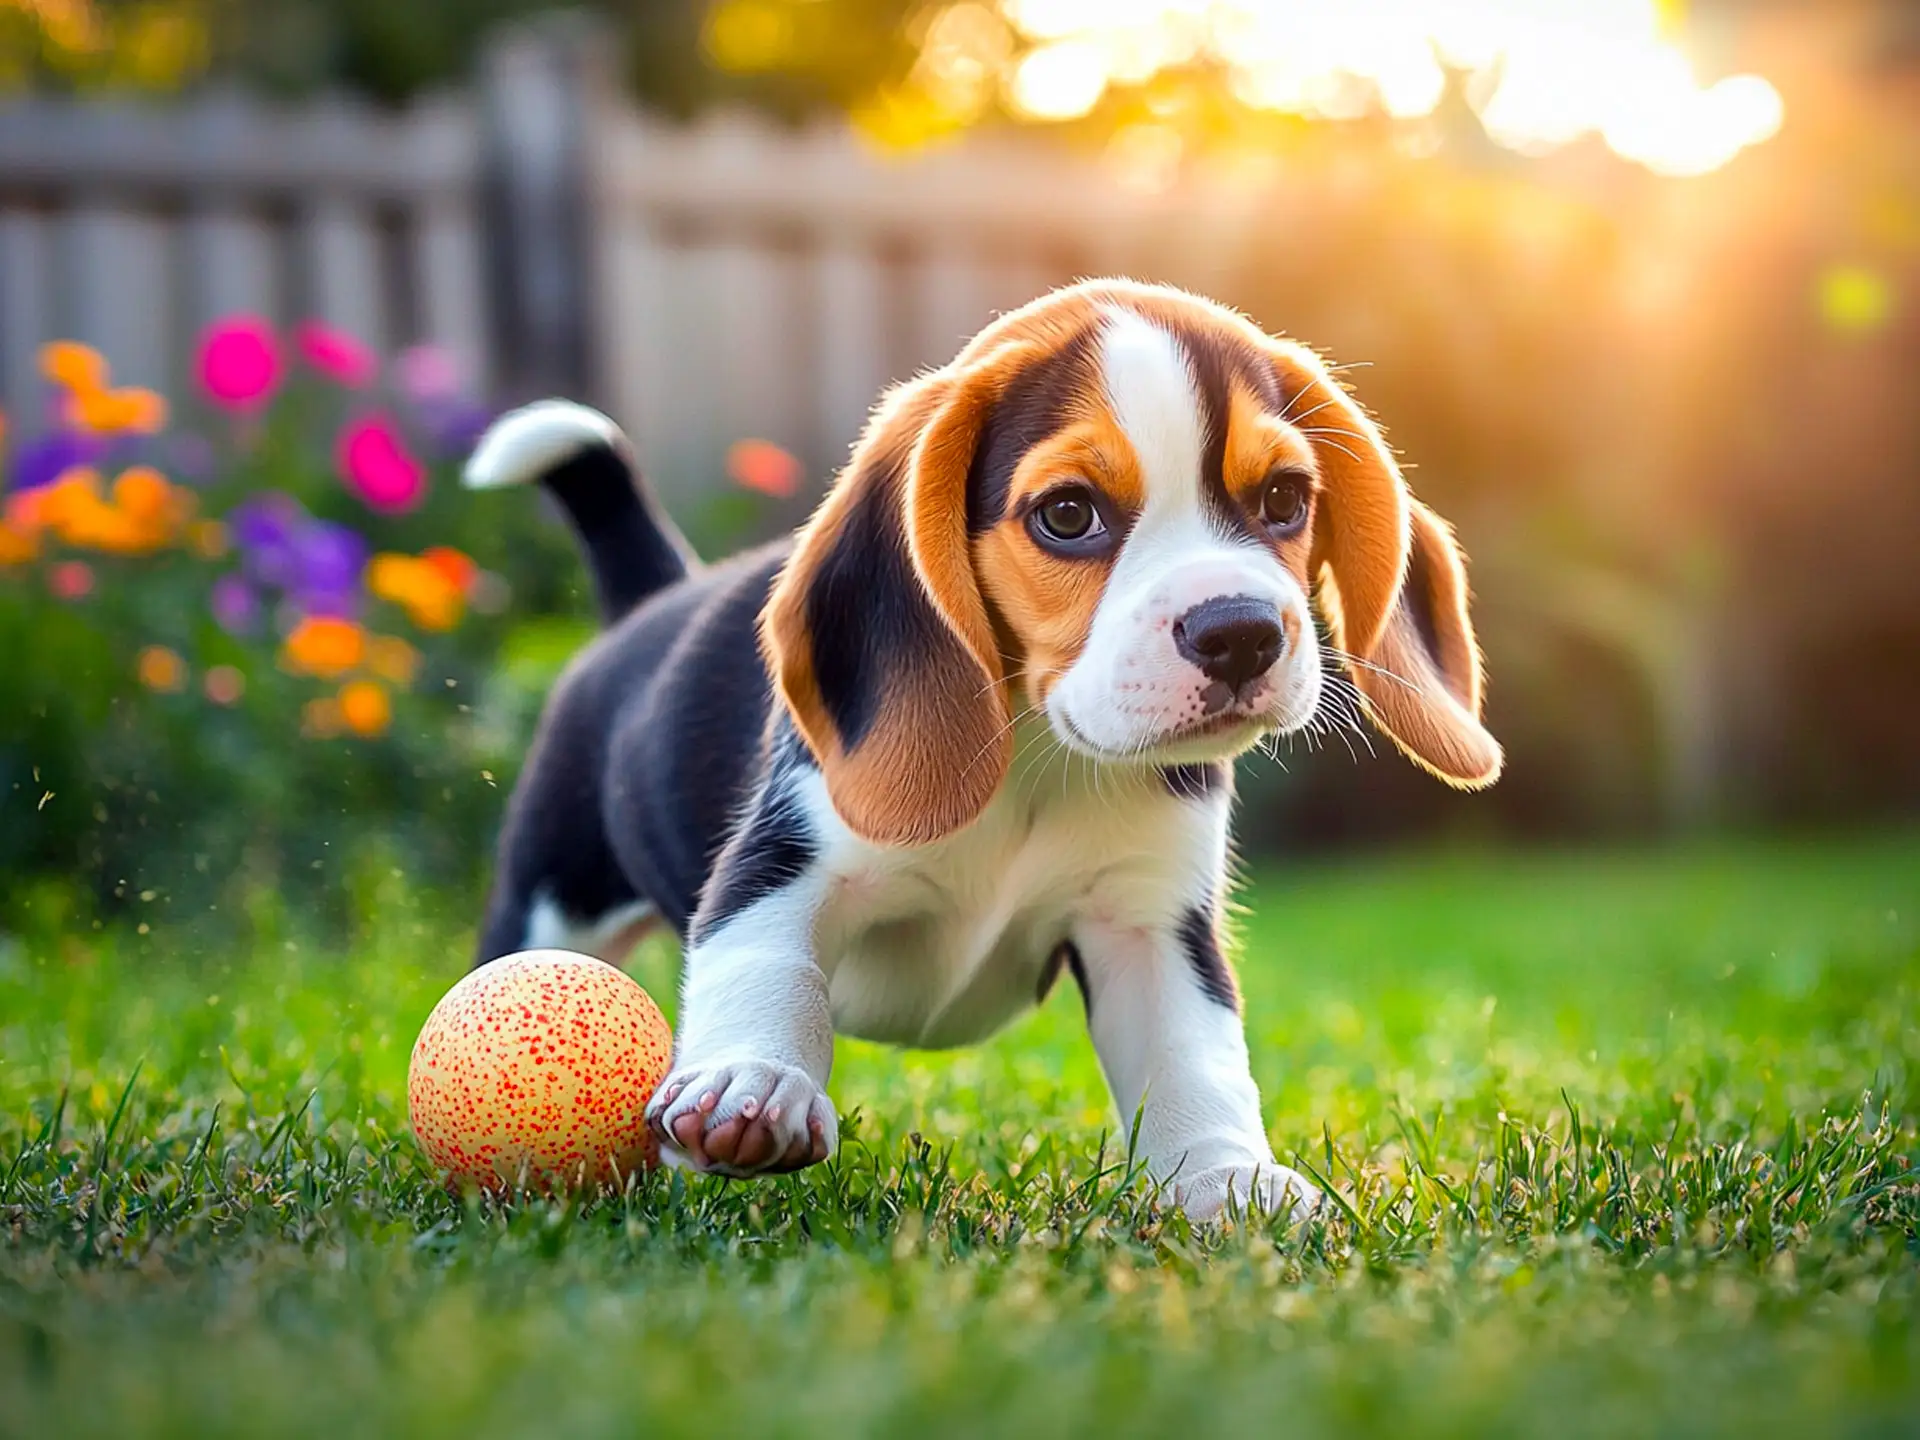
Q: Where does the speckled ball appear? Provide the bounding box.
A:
[408,949,671,1192]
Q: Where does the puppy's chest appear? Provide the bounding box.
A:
[808,781,1207,1048]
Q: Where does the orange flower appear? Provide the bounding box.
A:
[5,485,51,533]
[136,645,187,693]
[366,552,463,631]
[38,342,168,435]
[366,634,422,685]
[282,616,366,678]
[422,546,477,593]
[39,341,108,395]
[17,467,192,554]
[337,679,392,737]
[0,521,37,566]
[40,471,137,551]
[726,439,802,498]
[111,467,173,521]
[76,510,154,554]
[74,386,169,436]
[39,469,104,526]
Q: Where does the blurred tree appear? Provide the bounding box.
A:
[0,0,213,91]
[0,0,606,99]
[0,0,919,105]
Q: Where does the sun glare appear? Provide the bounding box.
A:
[1009,38,1112,120]
[992,0,1784,175]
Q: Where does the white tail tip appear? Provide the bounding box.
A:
[463,400,624,491]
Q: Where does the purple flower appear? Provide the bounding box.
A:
[229,492,302,550]
[10,431,104,492]
[230,493,307,588]
[296,586,361,620]
[227,495,369,615]
[210,575,260,635]
[419,397,495,460]
[292,520,368,614]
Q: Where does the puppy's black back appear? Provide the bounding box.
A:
[476,543,789,961]
[465,402,797,963]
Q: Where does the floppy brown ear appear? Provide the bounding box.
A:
[761,346,1032,846]
[1271,345,1501,788]
[1272,345,1409,663]
[1328,497,1503,788]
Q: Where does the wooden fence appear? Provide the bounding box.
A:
[0,24,1285,502]
[0,90,489,426]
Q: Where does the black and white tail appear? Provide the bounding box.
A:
[464,401,696,624]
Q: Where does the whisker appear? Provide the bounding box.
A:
[1327,711,1361,764]
[1283,395,1344,429]
[1300,435,1364,464]
[974,665,1035,704]
[1325,646,1423,697]
[962,697,1046,780]
[1316,674,1381,761]
[1279,377,1327,423]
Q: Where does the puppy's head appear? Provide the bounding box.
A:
[764,279,1501,846]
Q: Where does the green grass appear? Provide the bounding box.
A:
[3,833,1918,1438]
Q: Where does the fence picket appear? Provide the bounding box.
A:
[415,197,491,393]
[303,197,388,359]
[186,208,282,334]
[911,249,994,371]
[68,202,173,392]
[0,209,54,425]
[812,239,890,475]
[590,208,669,481]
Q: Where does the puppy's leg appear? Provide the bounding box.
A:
[645,780,837,1177]
[1075,904,1319,1224]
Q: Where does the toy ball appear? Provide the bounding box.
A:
[408,949,672,1192]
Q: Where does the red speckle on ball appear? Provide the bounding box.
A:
[407,949,672,1193]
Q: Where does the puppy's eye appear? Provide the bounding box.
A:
[1029,487,1109,552]
[1259,472,1311,533]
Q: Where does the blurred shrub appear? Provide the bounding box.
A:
[1,318,795,934]
[0,321,580,931]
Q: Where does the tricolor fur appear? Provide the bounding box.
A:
[466,279,1501,1219]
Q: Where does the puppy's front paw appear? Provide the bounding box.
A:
[644,1058,837,1177]
[1174,1162,1321,1225]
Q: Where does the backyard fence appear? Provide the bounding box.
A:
[0,21,1287,504]
[0,88,488,436]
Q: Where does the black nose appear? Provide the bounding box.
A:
[1173,596,1285,692]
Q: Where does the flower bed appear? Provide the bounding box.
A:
[0,319,556,929]
[1,317,805,934]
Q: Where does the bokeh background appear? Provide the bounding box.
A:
[2,0,1917,935]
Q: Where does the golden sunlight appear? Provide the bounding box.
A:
[994,0,1785,175]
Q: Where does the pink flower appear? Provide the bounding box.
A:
[296,321,378,389]
[336,412,425,513]
[396,344,462,403]
[48,559,94,601]
[197,317,282,410]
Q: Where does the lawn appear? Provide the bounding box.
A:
[3,832,1917,1438]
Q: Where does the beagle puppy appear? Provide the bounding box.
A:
[464,278,1501,1220]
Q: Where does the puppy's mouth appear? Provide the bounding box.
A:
[1057,704,1295,765]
